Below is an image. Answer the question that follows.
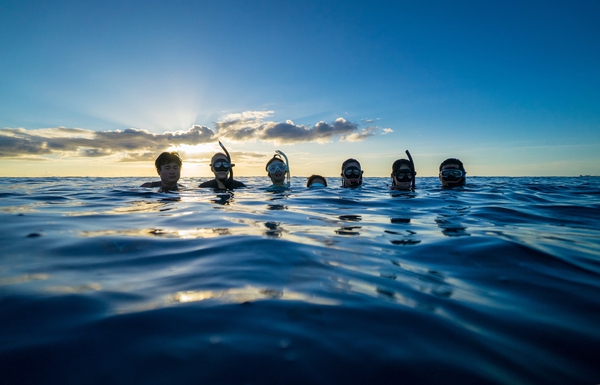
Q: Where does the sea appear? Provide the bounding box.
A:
[1,176,599,385]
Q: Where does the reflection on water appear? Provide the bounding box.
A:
[335,226,361,236]
[267,203,287,210]
[264,221,284,238]
[0,273,49,286]
[339,214,362,221]
[436,204,471,237]
[173,285,339,306]
[212,192,234,205]
[46,283,102,293]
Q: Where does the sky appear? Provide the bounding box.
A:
[1,0,599,178]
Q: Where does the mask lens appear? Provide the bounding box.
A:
[394,171,413,181]
[344,167,361,178]
[441,169,463,178]
[213,161,231,171]
[268,163,286,173]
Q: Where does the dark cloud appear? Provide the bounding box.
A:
[0,113,391,159]
[78,148,113,157]
[0,126,216,159]
[0,133,51,157]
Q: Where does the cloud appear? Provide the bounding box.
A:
[342,124,393,142]
[0,126,216,159]
[0,111,390,159]
[216,113,386,144]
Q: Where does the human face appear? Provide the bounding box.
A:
[211,156,230,181]
[439,164,465,187]
[268,161,286,184]
[392,165,413,190]
[342,162,362,187]
[158,162,180,186]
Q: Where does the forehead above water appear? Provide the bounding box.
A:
[342,162,360,171]
[211,153,228,164]
[439,158,464,171]
[392,159,411,171]
[441,163,461,170]
[341,158,361,170]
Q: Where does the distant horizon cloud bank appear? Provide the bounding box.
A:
[0,111,392,161]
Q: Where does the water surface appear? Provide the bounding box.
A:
[1,176,599,384]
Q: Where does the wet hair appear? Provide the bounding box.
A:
[392,159,413,173]
[265,154,286,172]
[307,174,327,187]
[439,158,464,172]
[155,152,182,172]
[341,158,361,171]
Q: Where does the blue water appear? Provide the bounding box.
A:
[1,176,599,384]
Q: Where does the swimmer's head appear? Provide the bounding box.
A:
[391,159,415,190]
[155,152,182,173]
[439,158,466,187]
[341,158,363,187]
[211,152,233,181]
[266,154,287,185]
[307,174,327,187]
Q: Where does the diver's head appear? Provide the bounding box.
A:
[341,158,363,187]
[266,155,287,185]
[210,152,232,181]
[439,158,466,187]
[391,159,415,190]
[307,174,327,188]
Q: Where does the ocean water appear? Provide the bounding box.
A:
[1,176,599,385]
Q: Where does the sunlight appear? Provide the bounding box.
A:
[173,285,340,305]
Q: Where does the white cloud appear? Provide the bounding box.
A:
[0,112,390,158]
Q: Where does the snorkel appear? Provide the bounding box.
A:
[275,150,290,185]
[218,141,234,184]
[405,149,416,190]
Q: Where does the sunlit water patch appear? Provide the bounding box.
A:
[1,176,599,384]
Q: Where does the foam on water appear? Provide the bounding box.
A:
[1,176,599,384]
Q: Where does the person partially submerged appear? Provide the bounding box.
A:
[140,151,183,192]
[266,150,290,188]
[391,151,416,191]
[439,158,467,188]
[199,142,246,190]
[307,174,327,187]
[341,158,363,187]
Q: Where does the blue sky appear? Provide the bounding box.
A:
[1,0,599,177]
